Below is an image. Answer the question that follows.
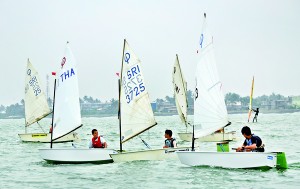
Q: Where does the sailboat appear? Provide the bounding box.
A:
[110,40,189,163]
[39,42,117,164]
[173,55,236,142]
[18,59,80,143]
[176,13,287,169]
[247,76,254,122]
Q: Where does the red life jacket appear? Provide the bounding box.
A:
[92,136,103,148]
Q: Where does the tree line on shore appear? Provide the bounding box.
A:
[0,92,298,118]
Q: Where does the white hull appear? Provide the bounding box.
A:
[18,132,80,143]
[178,131,236,142]
[39,148,118,164]
[110,147,190,163]
[176,151,278,169]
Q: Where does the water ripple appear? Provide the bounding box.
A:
[0,114,300,188]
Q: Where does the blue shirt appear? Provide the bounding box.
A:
[243,134,262,147]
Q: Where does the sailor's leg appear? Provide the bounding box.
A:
[253,116,257,123]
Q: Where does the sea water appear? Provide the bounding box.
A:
[0,113,299,189]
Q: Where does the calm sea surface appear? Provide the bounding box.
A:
[1,113,300,189]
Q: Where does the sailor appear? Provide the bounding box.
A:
[163,129,177,148]
[236,126,264,152]
[49,125,52,133]
[89,129,108,148]
[252,108,259,122]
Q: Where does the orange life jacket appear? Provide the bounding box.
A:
[92,136,103,148]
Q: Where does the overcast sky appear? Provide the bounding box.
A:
[0,0,299,105]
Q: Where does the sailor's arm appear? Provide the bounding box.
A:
[88,140,93,148]
[236,145,244,151]
[244,143,257,150]
[173,140,177,148]
[101,137,108,148]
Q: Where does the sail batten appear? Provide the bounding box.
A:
[26,112,52,127]
[52,124,82,141]
[120,40,157,142]
[194,14,229,139]
[25,60,51,127]
[121,123,157,143]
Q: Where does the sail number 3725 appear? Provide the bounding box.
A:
[123,64,145,104]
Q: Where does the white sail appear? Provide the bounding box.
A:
[120,40,157,143]
[172,54,188,126]
[247,76,254,122]
[52,43,82,140]
[194,14,229,138]
[24,59,51,126]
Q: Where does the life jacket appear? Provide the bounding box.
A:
[244,134,264,152]
[165,138,176,147]
[92,136,103,148]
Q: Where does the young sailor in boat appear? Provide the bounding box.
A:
[252,108,259,122]
[236,126,264,152]
[89,129,108,148]
[163,129,177,148]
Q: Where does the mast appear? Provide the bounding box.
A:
[118,39,126,152]
[247,76,254,122]
[191,124,195,151]
[118,78,122,152]
[46,74,49,106]
[50,78,57,149]
[25,60,27,134]
[24,58,29,134]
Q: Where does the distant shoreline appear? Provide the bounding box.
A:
[1,109,299,119]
